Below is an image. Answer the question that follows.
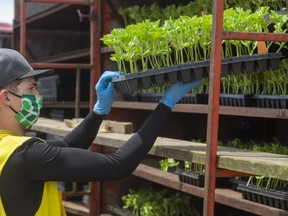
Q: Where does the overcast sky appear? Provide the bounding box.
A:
[0,1,14,24]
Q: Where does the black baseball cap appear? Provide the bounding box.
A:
[0,48,54,88]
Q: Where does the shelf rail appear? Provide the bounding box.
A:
[205,1,288,215]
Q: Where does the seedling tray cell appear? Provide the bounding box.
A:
[139,76,151,89]
[178,68,192,82]
[256,59,268,73]
[152,73,165,87]
[113,53,284,93]
[243,60,255,73]
[165,71,178,84]
[270,57,281,70]
[231,61,243,74]
[192,66,207,79]
[221,63,230,76]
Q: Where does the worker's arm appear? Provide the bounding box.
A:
[46,71,121,149]
[46,110,104,149]
[5,102,170,182]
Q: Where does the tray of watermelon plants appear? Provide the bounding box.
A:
[112,52,284,94]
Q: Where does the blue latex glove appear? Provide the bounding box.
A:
[160,80,201,110]
[94,71,120,115]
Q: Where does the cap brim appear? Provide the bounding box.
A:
[18,69,54,79]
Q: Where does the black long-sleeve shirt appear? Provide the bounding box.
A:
[0,103,171,216]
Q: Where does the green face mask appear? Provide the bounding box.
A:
[9,92,43,129]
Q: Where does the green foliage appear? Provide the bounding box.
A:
[185,161,205,175]
[118,1,287,26]
[218,137,288,155]
[122,188,200,216]
[159,158,179,172]
[102,7,287,75]
[247,175,288,192]
[118,2,212,26]
[159,158,205,175]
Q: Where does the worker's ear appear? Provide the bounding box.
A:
[0,89,11,106]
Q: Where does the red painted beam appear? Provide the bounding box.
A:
[216,169,253,178]
[223,32,288,42]
[31,63,91,69]
[204,0,224,215]
[20,0,27,56]
[26,0,91,5]
[89,1,102,215]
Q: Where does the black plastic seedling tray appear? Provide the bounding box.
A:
[112,52,284,94]
[251,95,288,109]
[175,168,229,188]
[220,94,253,107]
[238,184,288,210]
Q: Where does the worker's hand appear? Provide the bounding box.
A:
[94,71,121,115]
[160,80,201,110]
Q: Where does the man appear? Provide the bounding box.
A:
[0,48,200,215]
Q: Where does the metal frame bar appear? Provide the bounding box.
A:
[20,0,27,56]
[27,0,91,5]
[31,63,91,69]
[204,0,224,215]
[89,0,102,215]
[223,31,288,42]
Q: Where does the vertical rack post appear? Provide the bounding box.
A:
[75,67,81,118]
[203,1,288,215]
[203,0,224,215]
[89,0,102,215]
[20,0,27,56]
[89,0,101,109]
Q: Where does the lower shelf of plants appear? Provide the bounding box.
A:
[159,143,288,213]
[132,163,288,215]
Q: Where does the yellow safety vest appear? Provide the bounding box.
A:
[0,130,66,216]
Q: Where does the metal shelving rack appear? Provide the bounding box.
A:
[204,0,287,215]
[15,0,288,216]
